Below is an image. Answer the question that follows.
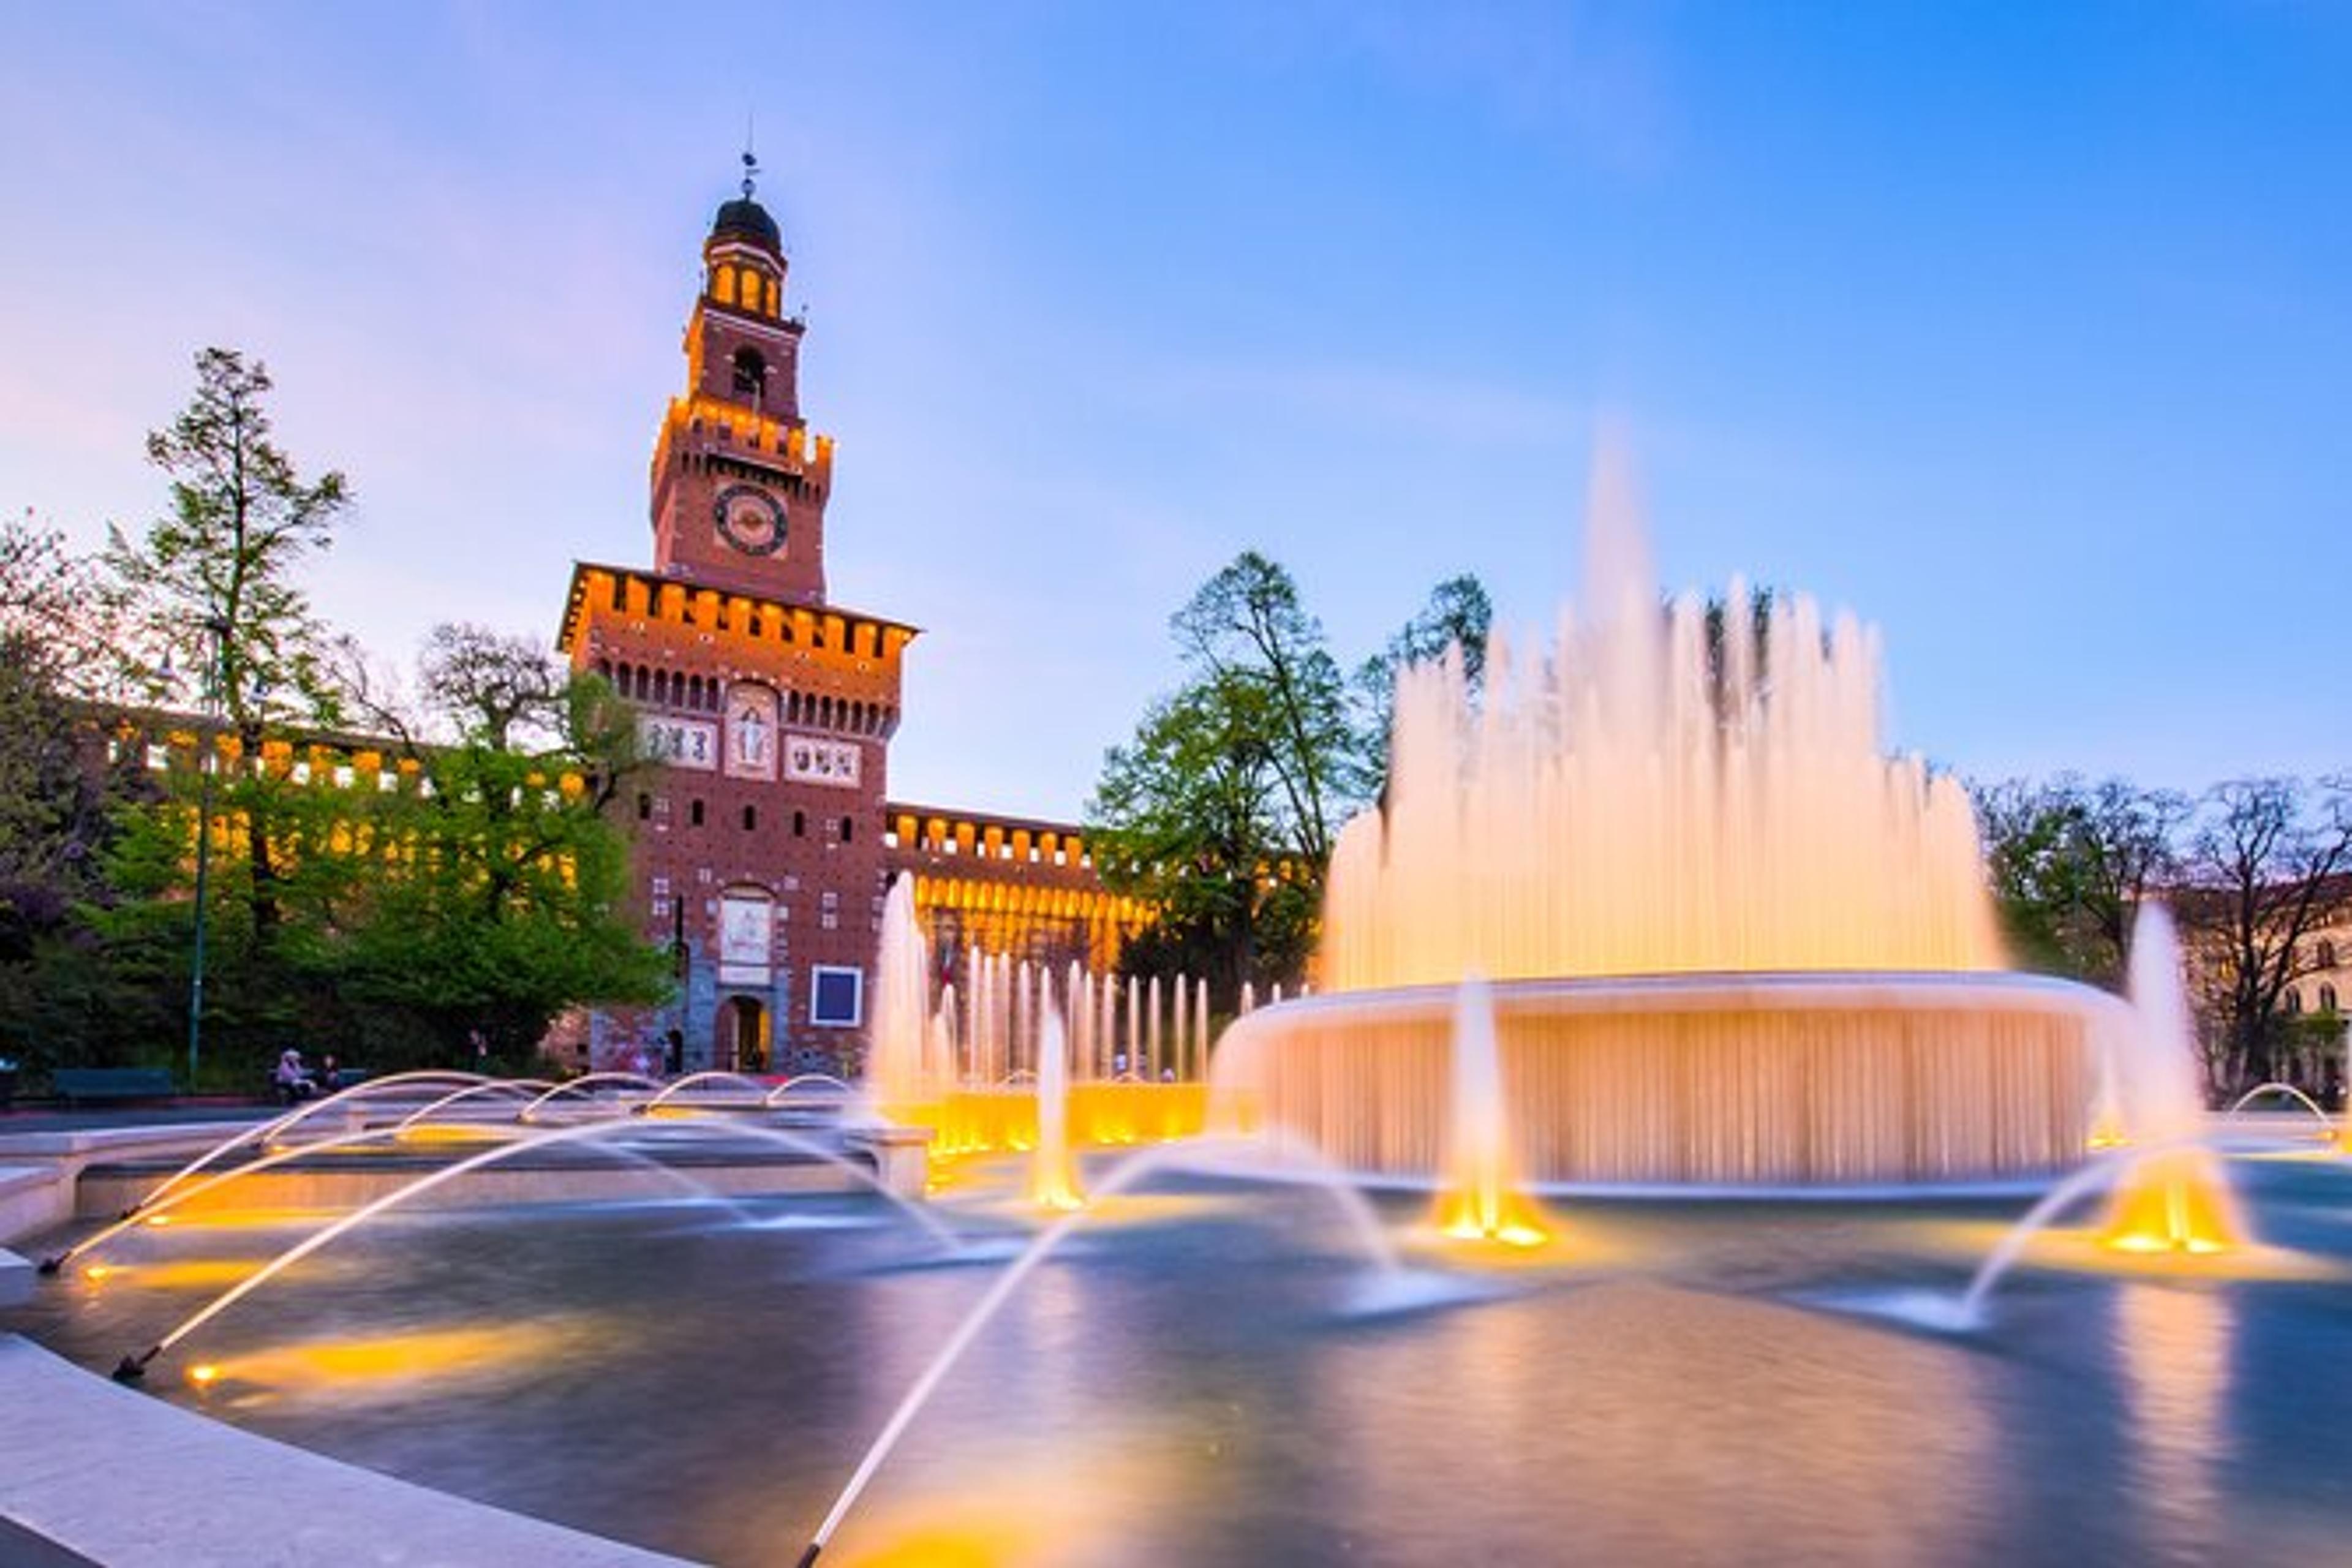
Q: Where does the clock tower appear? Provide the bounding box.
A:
[557,157,916,1077]
[649,154,831,605]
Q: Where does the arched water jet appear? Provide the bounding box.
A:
[66,1117,775,1276]
[396,1079,554,1132]
[514,1072,663,1124]
[2225,1082,2335,1135]
[790,1134,1404,1567]
[639,1071,769,1115]
[111,1117,966,1383]
[1155,1126,1408,1281]
[1956,1132,2288,1328]
[764,1073,856,1107]
[115,1071,495,1216]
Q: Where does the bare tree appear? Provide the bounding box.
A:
[2175,776,2352,1091]
[418,623,569,751]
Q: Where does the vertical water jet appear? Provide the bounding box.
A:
[1433,976,1551,1246]
[1028,1002,1084,1212]
[2100,905,2241,1254]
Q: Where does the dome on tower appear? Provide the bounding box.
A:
[711,193,781,254]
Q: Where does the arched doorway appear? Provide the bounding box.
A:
[720,996,769,1074]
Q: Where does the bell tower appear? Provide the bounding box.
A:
[649,153,833,604]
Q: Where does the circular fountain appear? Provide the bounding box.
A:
[1218,972,2116,1188]
[1215,448,2122,1190]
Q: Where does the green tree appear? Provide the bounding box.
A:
[105,347,352,960]
[1168,552,1366,868]
[331,626,666,1069]
[1090,672,1317,998]
[1972,775,2186,989]
[1091,555,1482,1000]
[0,517,156,1080]
[1355,573,1491,793]
[0,519,119,911]
[100,625,666,1076]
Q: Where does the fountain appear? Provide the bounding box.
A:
[1433,976,1551,1246]
[1215,443,2119,1189]
[1027,1003,1084,1211]
[2099,905,2241,1253]
[867,875,934,1108]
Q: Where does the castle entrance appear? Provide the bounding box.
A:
[721,995,769,1074]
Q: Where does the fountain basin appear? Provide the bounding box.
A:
[1214,971,2122,1188]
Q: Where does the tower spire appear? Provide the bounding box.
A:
[742,111,758,200]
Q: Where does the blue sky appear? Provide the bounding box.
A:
[2,2,2344,820]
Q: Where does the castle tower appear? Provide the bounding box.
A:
[557,160,916,1076]
[649,153,832,605]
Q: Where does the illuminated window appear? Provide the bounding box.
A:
[765,276,780,315]
[715,265,736,305]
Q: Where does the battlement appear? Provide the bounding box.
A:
[881,801,1152,971]
[102,710,586,799]
[881,803,1104,876]
[556,562,918,667]
[651,395,833,486]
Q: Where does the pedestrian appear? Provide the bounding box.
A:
[274,1048,317,1104]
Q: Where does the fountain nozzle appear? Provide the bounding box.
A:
[794,1544,821,1568]
[36,1255,61,1276]
[111,1348,158,1384]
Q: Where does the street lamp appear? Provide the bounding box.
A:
[186,614,231,1092]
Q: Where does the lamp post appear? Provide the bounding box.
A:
[186,614,231,1092]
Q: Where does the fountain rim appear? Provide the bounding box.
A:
[1177,1153,2068,1204]
[1232,968,2128,1027]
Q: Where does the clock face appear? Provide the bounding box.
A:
[713,483,788,556]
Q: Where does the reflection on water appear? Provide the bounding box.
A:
[2119,1284,2233,1564]
[14,1161,2352,1566]
[1312,1281,1999,1565]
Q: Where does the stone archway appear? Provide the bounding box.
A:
[720,995,769,1074]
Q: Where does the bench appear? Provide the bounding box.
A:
[50,1068,178,1107]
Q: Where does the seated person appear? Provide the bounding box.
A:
[273,1048,318,1103]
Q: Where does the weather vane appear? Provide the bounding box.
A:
[742,109,758,199]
